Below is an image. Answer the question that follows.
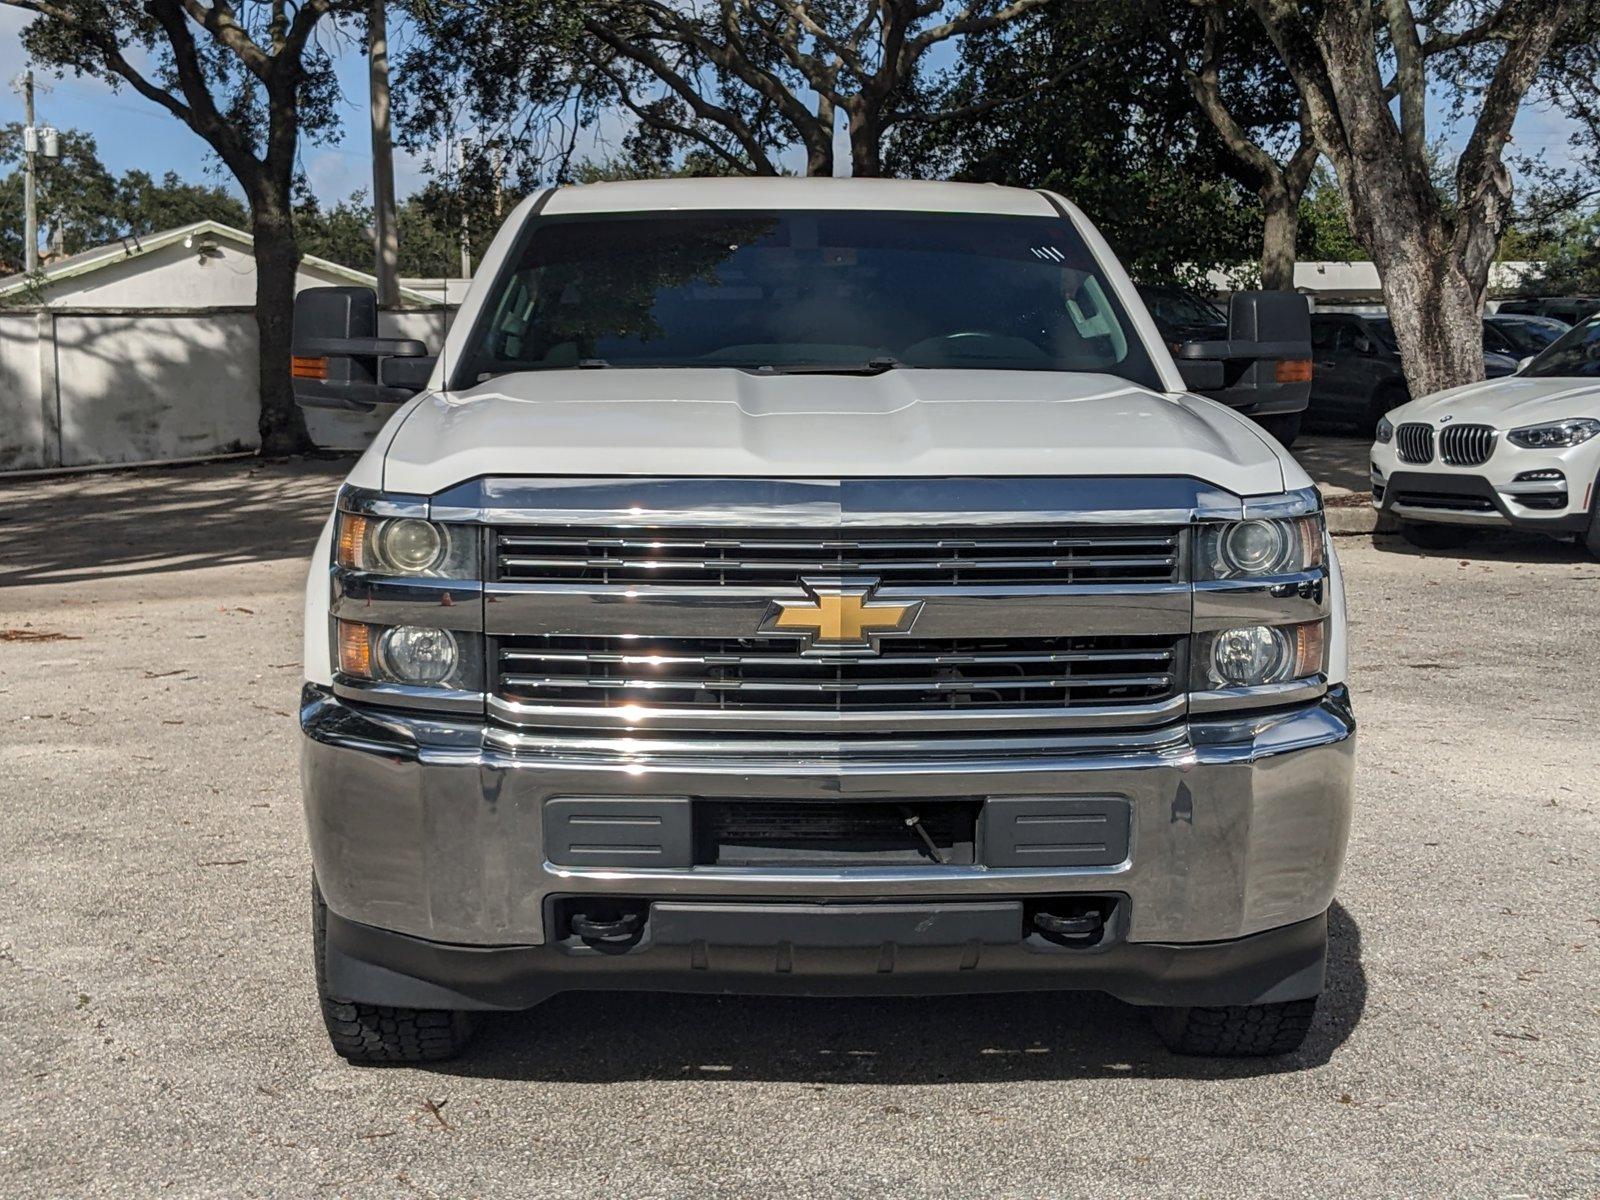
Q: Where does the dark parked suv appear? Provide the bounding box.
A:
[1308,312,1515,433]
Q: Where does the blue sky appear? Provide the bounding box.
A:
[2,7,1590,211]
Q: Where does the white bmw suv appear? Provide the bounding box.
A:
[1370,314,1600,555]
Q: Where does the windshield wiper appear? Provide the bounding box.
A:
[747,356,904,376]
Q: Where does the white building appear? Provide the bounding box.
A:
[0,222,452,473]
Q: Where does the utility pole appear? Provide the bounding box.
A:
[16,70,59,275]
[368,0,399,308]
[23,70,37,274]
[457,139,472,280]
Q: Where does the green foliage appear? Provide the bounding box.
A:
[1516,210,1600,294]
[1,123,248,274]
[1297,168,1367,262]
[897,5,1262,284]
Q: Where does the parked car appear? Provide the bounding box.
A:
[1309,311,1515,433]
[292,178,1354,1063]
[1371,312,1600,553]
[1485,313,1570,359]
[1137,282,1311,446]
[1495,296,1600,325]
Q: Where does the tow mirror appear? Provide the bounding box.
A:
[291,286,437,411]
[1173,290,1312,394]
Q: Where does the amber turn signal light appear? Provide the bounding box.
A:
[1293,620,1327,677]
[335,513,369,569]
[1274,358,1313,384]
[291,355,328,380]
[337,620,373,678]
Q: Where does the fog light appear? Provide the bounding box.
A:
[376,626,459,685]
[1210,625,1294,687]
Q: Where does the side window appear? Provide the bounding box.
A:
[1311,319,1338,351]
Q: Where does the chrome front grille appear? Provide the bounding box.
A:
[1438,423,1496,466]
[494,525,1182,587]
[492,633,1183,728]
[1396,423,1435,464]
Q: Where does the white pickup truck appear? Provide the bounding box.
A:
[293,178,1352,1063]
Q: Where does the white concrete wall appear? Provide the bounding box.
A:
[0,305,455,472]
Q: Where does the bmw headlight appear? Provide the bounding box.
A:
[335,512,477,577]
[1506,418,1600,449]
[1196,515,1325,580]
[1375,416,1394,444]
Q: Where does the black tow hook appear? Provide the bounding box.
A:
[1032,910,1104,941]
[570,910,646,946]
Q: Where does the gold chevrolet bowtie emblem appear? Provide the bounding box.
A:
[760,578,923,655]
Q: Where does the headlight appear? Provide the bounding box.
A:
[1197,621,1326,689]
[335,513,476,577]
[1375,417,1394,444]
[1506,418,1600,449]
[337,621,479,690]
[1196,515,1325,580]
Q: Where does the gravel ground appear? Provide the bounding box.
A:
[1,455,1596,1199]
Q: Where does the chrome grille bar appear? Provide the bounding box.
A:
[1396,423,1435,464]
[1438,423,1496,466]
[494,525,1182,587]
[491,632,1185,732]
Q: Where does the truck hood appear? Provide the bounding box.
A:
[1391,374,1600,428]
[380,368,1290,497]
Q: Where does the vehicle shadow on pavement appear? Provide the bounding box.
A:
[427,904,1365,1084]
[0,457,350,588]
[1369,529,1594,565]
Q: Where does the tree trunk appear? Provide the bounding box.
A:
[1259,186,1298,291]
[251,199,312,456]
[1372,248,1486,398]
[848,108,881,177]
[805,137,834,177]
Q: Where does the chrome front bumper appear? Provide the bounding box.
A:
[301,685,1355,949]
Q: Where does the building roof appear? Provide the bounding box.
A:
[542,176,1058,217]
[0,220,437,305]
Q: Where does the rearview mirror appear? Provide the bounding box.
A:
[291,286,437,411]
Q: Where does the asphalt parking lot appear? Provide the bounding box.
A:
[2,448,1596,1199]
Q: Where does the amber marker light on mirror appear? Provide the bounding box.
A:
[291,355,328,379]
[1275,358,1313,384]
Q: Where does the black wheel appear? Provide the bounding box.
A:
[313,879,474,1064]
[1152,997,1317,1057]
[1255,411,1302,448]
[1586,475,1600,561]
[1398,520,1479,550]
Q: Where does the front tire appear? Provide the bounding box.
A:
[1255,410,1302,448]
[1152,998,1317,1057]
[313,879,474,1064]
[1585,476,1600,561]
[1398,520,1479,550]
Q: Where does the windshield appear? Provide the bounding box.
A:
[1492,318,1566,355]
[1140,287,1224,331]
[1522,315,1600,378]
[458,210,1161,388]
